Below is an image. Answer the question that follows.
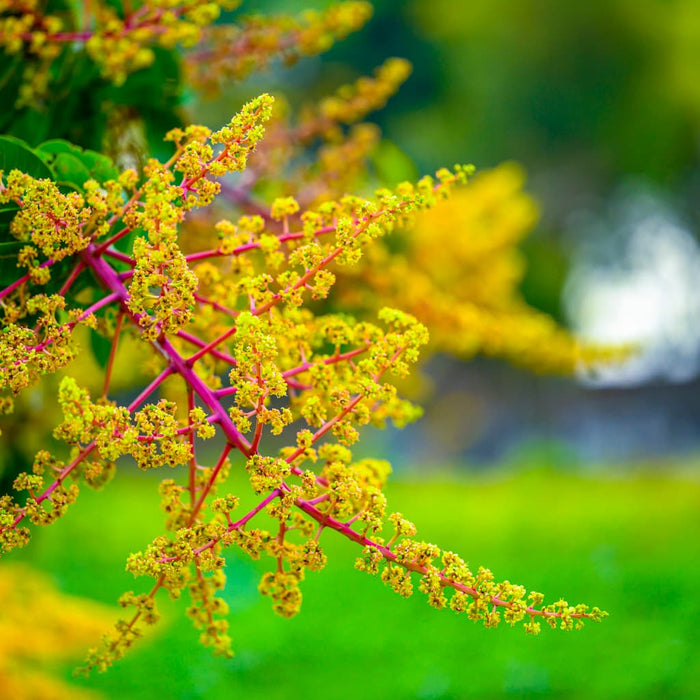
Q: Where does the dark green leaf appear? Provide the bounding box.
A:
[78,149,120,182]
[36,139,79,156]
[0,56,22,131]
[0,203,20,232]
[0,135,54,180]
[37,139,119,186]
[0,202,24,288]
[90,328,113,370]
[49,153,93,190]
[0,241,24,288]
[99,47,183,160]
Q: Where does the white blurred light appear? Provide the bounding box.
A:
[564,185,700,385]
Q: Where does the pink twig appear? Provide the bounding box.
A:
[57,260,86,296]
[128,368,174,412]
[282,344,369,379]
[159,488,282,563]
[103,249,135,266]
[0,260,55,301]
[176,330,237,366]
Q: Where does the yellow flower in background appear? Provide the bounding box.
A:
[0,565,114,699]
[337,162,622,374]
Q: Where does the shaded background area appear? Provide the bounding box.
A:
[214,0,700,466]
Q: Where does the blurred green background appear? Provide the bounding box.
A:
[14,458,700,699]
[3,0,700,697]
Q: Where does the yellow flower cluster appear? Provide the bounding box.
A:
[0,1,371,106]
[54,377,213,470]
[300,57,413,139]
[129,95,273,339]
[356,523,607,632]
[85,0,238,86]
[238,56,411,198]
[336,162,622,374]
[0,0,241,99]
[300,123,381,204]
[0,294,93,395]
[0,93,608,674]
[3,171,92,262]
[128,237,199,341]
[186,2,373,95]
[0,0,62,106]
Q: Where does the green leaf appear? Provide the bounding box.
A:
[49,153,93,190]
[0,204,24,288]
[0,242,24,288]
[0,56,23,132]
[0,203,21,243]
[0,203,20,232]
[90,329,113,370]
[36,139,79,157]
[78,149,120,182]
[0,135,54,180]
[36,139,119,187]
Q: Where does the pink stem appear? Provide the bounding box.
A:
[176,330,237,366]
[190,445,233,518]
[21,292,118,356]
[127,368,173,412]
[81,243,251,456]
[292,495,590,622]
[103,249,135,266]
[94,226,133,254]
[0,259,55,301]
[57,260,86,296]
[186,325,237,365]
[159,488,282,563]
[194,293,238,318]
[282,345,369,379]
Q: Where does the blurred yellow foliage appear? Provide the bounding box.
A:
[0,564,114,699]
[336,162,620,374]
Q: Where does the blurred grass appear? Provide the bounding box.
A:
[9,460,700,699]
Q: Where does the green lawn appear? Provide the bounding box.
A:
[10,460,700,699]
